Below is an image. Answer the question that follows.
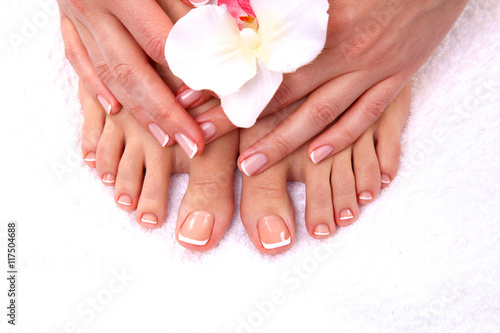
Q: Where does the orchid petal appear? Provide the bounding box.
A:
[165,5,256,96]
[252,0,329,73]
[221,60,283,128]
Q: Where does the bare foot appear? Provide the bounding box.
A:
[238,84,411,254]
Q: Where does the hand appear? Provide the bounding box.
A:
[192,0,469,175]
[58,0,212,158]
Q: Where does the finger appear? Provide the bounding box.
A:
[79,15,206,157]
[307,77,406,164]
[60,13,120,114]
[176,83,217,109]
[237,72,374,176]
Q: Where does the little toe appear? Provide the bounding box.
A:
[95,115,125,186]
[113,141,145,211]
[352,129,381,205]
[79,81,105,169]
[176,130,238,251]
[331,146,360,227]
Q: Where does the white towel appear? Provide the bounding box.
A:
[0,0,499,332]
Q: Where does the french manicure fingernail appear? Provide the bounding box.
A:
[84,152,95,162]
[313,224,330,236]
[148,123,170,147]
[176,88,203,108]
[339,209,354,221]
[258,216,291,250]
[240,153,268,176]
[117,194,132,206]
[102,173,115,185]
[381,174,391,185]
[310,145,334,164]
[200,122,216,141]
[189,0,210,7]
[359,191,373,201]
[178,211,214,246]
[141,213,158,225]
[97,95,112,115]
[175,133,198,159]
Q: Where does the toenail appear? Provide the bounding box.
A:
[176,88,203,108]
[102,173,115,185]
[117,194,133,206]
[141,213,158,225]
[84,152,96,162]
[310,145,334,164]
[178,211,214,246]
[339,209,354,221]
[148,123,170,147]
[381,174,392,185]
[258,216,291,250]
[358,191,373,201]
[313,224,330,236]
[175,133,198,159]
[240,153,268,176]
[97,95,112,114]
[199,122,217,141]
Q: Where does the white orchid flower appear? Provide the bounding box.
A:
[165,0,329,128]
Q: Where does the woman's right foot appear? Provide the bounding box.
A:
[239,84,411,254]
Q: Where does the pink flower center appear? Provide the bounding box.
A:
[218,0,256,25]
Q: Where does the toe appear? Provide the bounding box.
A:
[331,146,359,227]
[176,131,238,251]
[304,157,336,239]
[95,115,125,186]
[79,81,105,169]
[352,129,381,205]
[240,160,295,254]
[113,141,145,211]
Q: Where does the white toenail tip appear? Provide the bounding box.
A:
[339,216,354,221]
[359,196,372,200]
[178,233,209,246]
[141,219,157,224]
[118,200,132,206]
[381,180,391,184]
[85,158,95,162]
[261,237,291,250]
[314,232,329,236]
[102,180,115,184]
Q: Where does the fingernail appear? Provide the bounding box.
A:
[358,191,373,201]
[102,173,115,185]
[175,133,198,159]
[84,152,95,162]
[176,88,203,108]
[258,216,291,250]
[117,194,132,206]
[381,174,391,185]
[141,213,158,225]
[240,153,268,176]
[313,224,330,236]
[339,209,354,221]
[189,0,210,7]
[200,122,216,141]
[178,211,214,246]
[97,95,112,114]
[148,123,170,147]
[310,145,334,164]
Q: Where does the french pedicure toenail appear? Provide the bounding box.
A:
[258,216,291,250]
[381,174,392,185]
[176,88,203,108]
[97,95,112,114]
[189,0,210,7]
[339,209,354,221]
[117,194,132,206]
[240,153,268,176]
[141,213,158,225]
[148,123,170,147]
[84,152,96,162]
[359,191,373,201]
[313,224,330,236]
[200,122,217,141]
[178,211,214,246]
[310,145,334,164]
[175,133,198,159]
[102,173,115,185]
